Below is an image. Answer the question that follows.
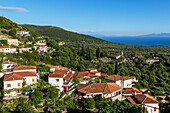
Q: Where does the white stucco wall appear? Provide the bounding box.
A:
[4,80,23,90]
[0,48,16,53]
[2,64,14,70]
[143,104,159,113]
[48,77,63,92]
[23,76,38,85]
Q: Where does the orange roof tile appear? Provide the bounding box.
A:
[2,61,17,65]
[54,70,68,74]
[0,46,15,49]
[86,68,97,71]
[126,94,159,104]
[78,83,121,94]
[74,71,90,77]
[13,65,36,71]
[123,87,142,94]
[105,75,136,81]
[4,72,37,81]
[101,74,109,77]
[63,73,74,81]
[48,73,64,78]
[36,62,45,65]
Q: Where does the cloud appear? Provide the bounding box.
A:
[0,6,29,12]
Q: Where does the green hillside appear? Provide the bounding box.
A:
[24,24,170,53]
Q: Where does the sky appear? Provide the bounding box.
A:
[0,0,170,36]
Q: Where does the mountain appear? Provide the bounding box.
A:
[23,24,111,45]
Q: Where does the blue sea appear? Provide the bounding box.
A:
[99,37,170,46]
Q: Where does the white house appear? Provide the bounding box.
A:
[2,61,17,71]
[48,69,74,92]
[3,71,38,96]
[105,75,137,88]
[0,46,16,53]
[146,58,159,64]
[17,30,30,36]
[109,54,122,59]
[126,94,159,113]
[13,65,37,73]
[35,40,46,46]
[7,39,19,46]
[19,48,32,53]
[77,83,122,101]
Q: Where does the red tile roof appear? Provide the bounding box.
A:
[126,94,159,104]
[101,74,109,77]
[13,65,36,71]
[123,87,142,94]
[54,70,68,74]
[48,73,64,78]
[2,61,17,65]
[109,55,121,58]
[63,73,74,81]
[0,46,15,49]
[78,83,121,94]
[85,68,97,71]
[146,58,155,61]
[74,71,90,77]
[4,72,37,81]
[36,62,45,65]
[105,75,136,81]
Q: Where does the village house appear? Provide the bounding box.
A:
[77,83,122,101]
[123,87,142,96]
[109,54,122,59]
[0,46,16,53]
[13,65,37,73]
[126,94,159,113]
[36,62,45,65]
[17,30,30,36]
[35,39,46,46]
[105,75,137,88]
[26,42,33,45]
[74,68,102,84]
[34,45,48,54]
[146,58,159,64]
[3,71,39,96]
[7,39,19,46]
[48,69,75,92]
[58,41,65,46]
[2,61,17,71]
[19,48,32,53]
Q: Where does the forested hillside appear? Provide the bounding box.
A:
[24,24,170,53]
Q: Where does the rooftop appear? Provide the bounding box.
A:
[78,83,121,94]
[13,65,36,71]
[2,61,17,65]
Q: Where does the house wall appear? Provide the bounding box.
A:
[0,48,16,53]
[143,104,159,113]
[23,76,38,85]
[2,64,14,70]
[7,39,19,46]
[48,77,63,92]
[4,80,23,90]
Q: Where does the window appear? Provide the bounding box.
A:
[56,79,59,82]
[18,83,20,87]
[7,84,11,88]
[154,107,156,111]
[32,79,34,82]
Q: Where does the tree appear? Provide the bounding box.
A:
[30,91,43,108]
[115,61,118,74]
[72,77,80,84]
[96,47,101,59]
[82,98,95,109]
[47,86,58,99]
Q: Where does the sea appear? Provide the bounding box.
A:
[99,37,170,46]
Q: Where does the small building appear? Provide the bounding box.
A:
[19,48,32,53]
[77,83,122,101]
[34,45,48,54]
[2,61,17,71]
[105,75,137,88]
[146,58,159,64]
[59,42,65,46]
[35,40,46,46]
[7,39,19,46]
[36,62,45,65]
[126,94,159,113]
[48,69,74,92]
[3,71,39,96]
[17,30,30,36]
[0,46,16,53]
[109,55,122,59]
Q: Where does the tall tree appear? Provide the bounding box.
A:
[96,47,100,59]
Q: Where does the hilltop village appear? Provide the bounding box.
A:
[0,16,169,113]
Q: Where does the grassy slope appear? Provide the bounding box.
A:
[24,24,170,53]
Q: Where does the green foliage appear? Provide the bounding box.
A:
[30,91,44,108]
[47,86,58,99]
[37,64,50,72]
[79,98,95,109]
[97,100,142,113]
[159,102,170,113]
[72,76,80,84]
[0,16,19,29]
